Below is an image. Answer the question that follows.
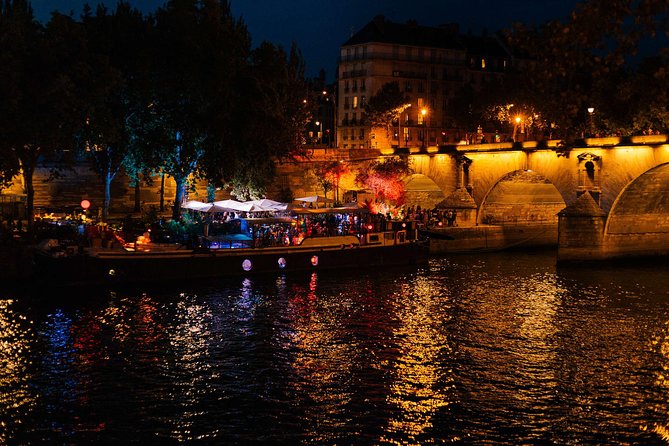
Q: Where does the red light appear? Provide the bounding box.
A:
[80,199,91,209]
[367,224,373,230]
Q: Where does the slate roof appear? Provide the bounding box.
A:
[343,15,463,50]
[343,15,510,57]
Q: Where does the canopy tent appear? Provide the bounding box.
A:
[292,204,369,215]
[247,199,288,212]
[183,200,238,213]
[294,195,334,203]
[212,199,257,213]
[183,200,211,211]
[294,195,335,209]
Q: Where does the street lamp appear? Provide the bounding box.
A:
[421,108,428,148]
[512,115,524,142]
[315,121,322,144]
[397,103,412,148]
[587,107,595,136]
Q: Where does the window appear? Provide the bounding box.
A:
[405,81,412,92]
[360,79,366,91]
[361,95,367,108]
[344,97,350,109]
[418,82,424,93]
[362,45,368,58]
[352,79,357,92]
[359,128,365,139]
[353,96,358,109]
[481,58,486,69]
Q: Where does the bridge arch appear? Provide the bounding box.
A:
[604,163,669,256]
[403,173,446,209]
[478,170,566,226]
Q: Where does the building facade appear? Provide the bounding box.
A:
[337,15,513,152]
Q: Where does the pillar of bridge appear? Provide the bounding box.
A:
[557,191,607,262]
[436,188,477,226]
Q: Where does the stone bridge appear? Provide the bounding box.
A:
[372,134,669,261]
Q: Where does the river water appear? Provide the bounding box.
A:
[2,251,669,445]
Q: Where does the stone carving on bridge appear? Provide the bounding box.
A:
[576,152,601,162]
[455,155,473,194]
[576,152,602,203]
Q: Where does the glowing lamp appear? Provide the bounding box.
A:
[81,199,91,210]
[402,222,406,228]
[367,224,373,230]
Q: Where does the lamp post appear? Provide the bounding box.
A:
[513,115,524,142]
[587,107,595,137]
[315,121,322,144]
[397,103,412,148]
[421,108,428,148]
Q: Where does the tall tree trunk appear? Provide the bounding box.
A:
[134,180,141,213]
[103,170,112,222]
[22,164,35,241]
[172,176,185,220]
[159,173,165,212]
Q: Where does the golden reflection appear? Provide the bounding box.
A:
[0,299,36,446]
[285,273,356,437]
[165,295,214,443]
[648,320,669,440]
[380,276,453,444]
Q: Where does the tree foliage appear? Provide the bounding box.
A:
[504,0,669,139]
[355,156,412,205]
[364,81,410,140]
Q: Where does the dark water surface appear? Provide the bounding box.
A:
[2,251,669,445]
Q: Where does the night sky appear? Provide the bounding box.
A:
[30,0,583,80]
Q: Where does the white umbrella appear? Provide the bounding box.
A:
[213,199,254,212]
[183,200,210,211]
[247,199,288,211]
[202,203,235,213]
[294,195,334,203]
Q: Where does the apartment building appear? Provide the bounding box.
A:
[337,15,512,151]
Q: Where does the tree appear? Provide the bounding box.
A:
[504,0,669,139]
[77,2,150,221]
[355,156,412,211]
[206,41,311,200]
[313,161,348,203]
[144,0,251,219]
[0,3,83,237]
[364,81,410,144]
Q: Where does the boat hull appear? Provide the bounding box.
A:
[35,239,429,285]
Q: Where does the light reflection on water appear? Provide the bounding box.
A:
[3,252,669,444]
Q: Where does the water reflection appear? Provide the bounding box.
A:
[0,299,36,446]
[4,253,669,444]
[381,275,455,445]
